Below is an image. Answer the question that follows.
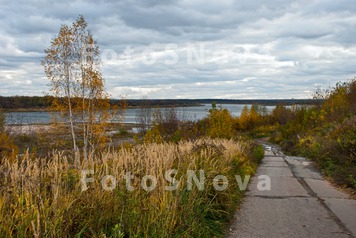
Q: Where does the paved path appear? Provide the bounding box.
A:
[229,144,356,238]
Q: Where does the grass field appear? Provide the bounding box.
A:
[0,138,262,237]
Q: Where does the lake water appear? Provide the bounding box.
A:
[5,104,275,125]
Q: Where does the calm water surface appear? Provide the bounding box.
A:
[5,104,275,125]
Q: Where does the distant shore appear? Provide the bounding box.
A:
[0,96,323,112]
[2,104,203,113]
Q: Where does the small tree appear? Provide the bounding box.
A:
[272,105,294,125]
[135,97,152,135]
[207,104,233,138]
[150,107,184,141]
[238,105,250,130]
[42,15,120,158]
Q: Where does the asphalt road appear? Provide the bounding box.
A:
[228,144,356,238]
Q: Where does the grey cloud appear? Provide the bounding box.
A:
[1,0,356,98]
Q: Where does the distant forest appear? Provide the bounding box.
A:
[0,96,323,110]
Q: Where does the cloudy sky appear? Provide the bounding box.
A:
[1,0,355,99]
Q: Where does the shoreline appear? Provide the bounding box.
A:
[6,122,140,134]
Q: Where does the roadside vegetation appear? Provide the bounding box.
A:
[0,139,263,237]
[230,78,355,190]
[270,79,356,189]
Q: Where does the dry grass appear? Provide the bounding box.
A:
[0,138,258,237]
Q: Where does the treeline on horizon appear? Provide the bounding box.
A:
[0,95,323,110]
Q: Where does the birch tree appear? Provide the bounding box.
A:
[42,15,119,157]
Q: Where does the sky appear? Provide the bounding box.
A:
[0,0,356,99]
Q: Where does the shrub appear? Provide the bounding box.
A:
[0,110,18,162]
[206,105,234,138]
[0,133,18,162]
[330,115,356,158]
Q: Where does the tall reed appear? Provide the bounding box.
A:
[0,138,259,237]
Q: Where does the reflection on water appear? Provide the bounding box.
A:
[5,104,275,125]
